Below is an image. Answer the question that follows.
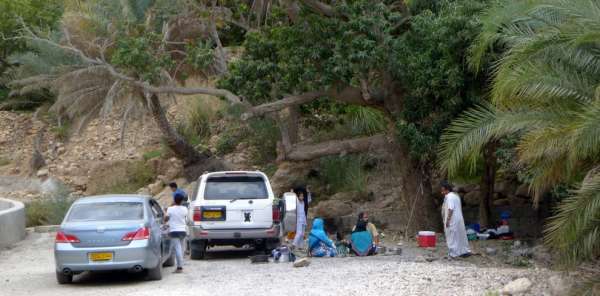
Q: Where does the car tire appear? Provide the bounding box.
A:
[56,271,73,284]
[190,240,207,260]
[163,253,175,267]
[146,261,163,281]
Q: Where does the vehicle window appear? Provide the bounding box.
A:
[149,200,163,218]
[204,176,268,200]
[67,202,144,222]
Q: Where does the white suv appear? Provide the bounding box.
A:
[187,171,281,259]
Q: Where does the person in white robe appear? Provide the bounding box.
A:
[440,181,471,258]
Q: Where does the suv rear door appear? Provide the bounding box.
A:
[198,173,273,230]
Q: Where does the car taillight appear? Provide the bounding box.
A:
[55,231,80,243]
[193,207,202,221]
[272,205,281,223]
[121,227,150,241]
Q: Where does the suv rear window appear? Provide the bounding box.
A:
[67,202,144,222]
[204,176,268,200]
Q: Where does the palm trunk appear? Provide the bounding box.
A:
[479,141,497,228]
[148,94,226,178]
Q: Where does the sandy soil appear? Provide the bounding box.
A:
[0,231,561,296]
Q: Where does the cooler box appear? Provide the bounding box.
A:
[417,231,436,247]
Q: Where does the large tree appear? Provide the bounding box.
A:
[438,0,600,283]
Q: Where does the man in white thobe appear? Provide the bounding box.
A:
[440,182,471,258]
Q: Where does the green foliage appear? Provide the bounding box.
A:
[142,149,163,161]
[98,160,155,194]
[215,133,239,156]
[437,0,600,271]
[319,155,369,194]
[25,188,73,227]
[247,118,279,164]
[186,41,215,71]
[0,156,11,166]
[50,122,71,142]
[393,0,488,163]
[110,33,175,83]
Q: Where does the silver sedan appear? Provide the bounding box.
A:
[54,195,174,284]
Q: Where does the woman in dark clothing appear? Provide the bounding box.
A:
[350,214,377,256]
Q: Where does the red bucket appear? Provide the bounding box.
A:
[417,231,436,247]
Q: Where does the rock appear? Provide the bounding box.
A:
[36,168,49,177]
[501,278,532,295]
[70,176,87,192]
[415,255,427,263]
[148,180,165,195]
[548,275,571,296]
[312,199,353,219]
[456,184,477,193]
[57,147,66,155]
[515,184,530,197]
[293,258,311,268]
[495,181,518,196]
[270,161,315,195]
[462,190,481,206]
[485,247,498,256]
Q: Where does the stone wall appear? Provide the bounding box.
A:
[0,198,26,248]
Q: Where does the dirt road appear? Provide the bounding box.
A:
[0,232,558,296]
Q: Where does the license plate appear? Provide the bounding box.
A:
[90,252,113,262]
[203,211,222,219]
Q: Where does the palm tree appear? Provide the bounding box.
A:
[438,0,600,271]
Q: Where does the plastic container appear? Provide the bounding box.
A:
[417,231,436,247]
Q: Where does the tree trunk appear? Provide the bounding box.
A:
[479,141,497,228]
[148,93,226,179]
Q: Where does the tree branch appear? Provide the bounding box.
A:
[299,0,336,17]
[19,30,246,106]
[284,134,388,161]
[241,85,385,120]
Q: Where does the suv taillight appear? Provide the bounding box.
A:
[272,205,281,223]
[55,231,80,243]
[121,227,150,241]
[193,207,202,221]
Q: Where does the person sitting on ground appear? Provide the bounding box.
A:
[352,212,380,246]
[169,182,188,206]
[350,217,377,256]
[308,218,337,257]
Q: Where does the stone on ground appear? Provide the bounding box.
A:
[501,278,532,295]
[293,258,311,268]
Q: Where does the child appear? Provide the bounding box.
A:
[165,193,188,273]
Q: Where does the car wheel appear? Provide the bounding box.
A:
[146,261,163,281]
[190,240,207,260]
[56,271,73,284]
[163,253,175,267]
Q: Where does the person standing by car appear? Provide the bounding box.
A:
[292,187,309,249]
[166,193,188,273]
[169,182,188,206]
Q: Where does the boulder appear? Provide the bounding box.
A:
[548,275,571,296]
[269,161,315,195]
[495,181,518,196]
[501,278,532,295]
[148,180,165,195]
[293,258,311,268]
[312,199,353,219]
[36,168,49,177]
[493,198,510,206]
[485,247,498,256]
[462,190,481,206]
[70,176,87,192]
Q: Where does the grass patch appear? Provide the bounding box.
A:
[0,156,10,166]
[216,133,239,155]
[319,154,369,194]
[25,188,73,227]
[97,161,155,194]
[247,118,279,164]
[142,149,163,161]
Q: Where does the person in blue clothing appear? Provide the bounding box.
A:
[308,218,336,257]
[169,182,188,205]
[350,219,377,256]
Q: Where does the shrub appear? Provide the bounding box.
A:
[216,133,239,155]
[98,161,155,194]
[247,118,279,164]
[319,154,369,193]
[142,149,163,161]
[25,188,73,227]
[0,156,10,166]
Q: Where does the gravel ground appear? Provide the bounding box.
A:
[0,232,559,296]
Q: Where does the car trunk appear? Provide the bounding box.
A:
[63,221,145,248]
[198,174,273,230]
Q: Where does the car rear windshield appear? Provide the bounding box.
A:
[204,176,268,200]
[67,202,144,222]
